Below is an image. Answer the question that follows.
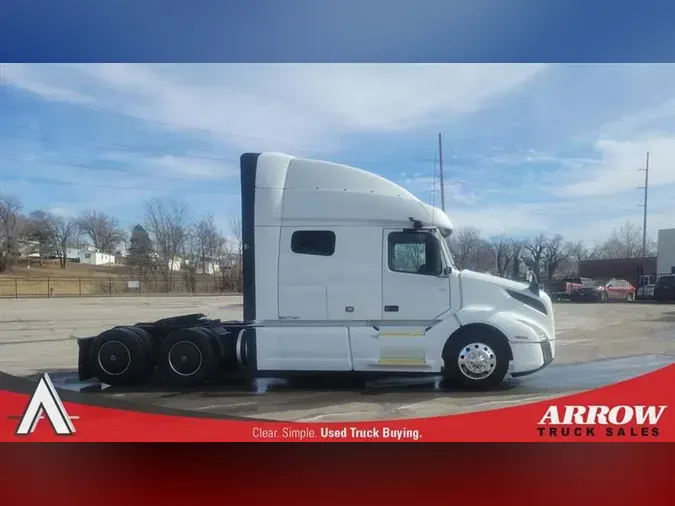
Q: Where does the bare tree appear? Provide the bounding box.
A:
[194,214,222,274]
[523,234,547,279]
[543,234,568,280]
[143,198,191,291]
[76,210,126,254]
[587,243,604,260]
[565,240,588,264]
[475,238,496,273]
[217,215,244,292]
[51,215,78,269]
[599,221,645,259]
[0,196,24,273]
[229,215,242,258]
[21,210,56,266]
[181,226,200,293]
[449,227,483,270]
[213,233,238,292]
[490,235,514,277]
[510,239,526,280]
[180,215,225,293]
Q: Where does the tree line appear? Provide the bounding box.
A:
[447,221,656,281]
[1,194,656,284]
[0,195,243,291]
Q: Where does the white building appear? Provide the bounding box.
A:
[79,246,116,266]
[196,261,221,275]
[168,256,183,272]
[657,228,675,275]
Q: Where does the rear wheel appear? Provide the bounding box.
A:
[442,329,510,391]
[122,326,155,370]
[90,327,151,386]
[626,291,634,301]
[158,327,218,387]
[600,291,608,303]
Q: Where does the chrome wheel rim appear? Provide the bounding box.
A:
[457,342,496,380]
[97,341,131,376]
[168,341,203,377]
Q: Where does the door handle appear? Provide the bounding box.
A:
[384,305,399,312]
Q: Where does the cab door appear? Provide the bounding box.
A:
[381,229,451,320]
[355,229,450,371]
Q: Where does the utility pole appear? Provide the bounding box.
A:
[638,152,650,257]
[438,133,445,211]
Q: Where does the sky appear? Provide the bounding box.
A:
[1,63,674,245]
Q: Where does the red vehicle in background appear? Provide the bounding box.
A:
[550,276,594,300]
[569,278,636,302]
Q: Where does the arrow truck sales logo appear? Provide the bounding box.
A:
[537,405,667,438]
[15,373,77,436]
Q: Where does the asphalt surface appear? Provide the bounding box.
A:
[1,296,674,421]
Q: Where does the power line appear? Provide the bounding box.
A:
[0,130,238,163]
[0,174,238,194]
[3,156,238,182]
[0,129,439,168]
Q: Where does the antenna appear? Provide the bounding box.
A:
[638,152,650,257]
[432,154,438,207]
[438,133,445,212]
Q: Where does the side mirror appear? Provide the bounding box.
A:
[438,266,451,277]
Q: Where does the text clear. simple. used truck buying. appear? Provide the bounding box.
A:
[76,153,556,391]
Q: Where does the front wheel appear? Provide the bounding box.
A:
[442,331,510,391]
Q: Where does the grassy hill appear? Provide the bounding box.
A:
[1,259,131,278]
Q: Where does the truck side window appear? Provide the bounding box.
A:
[291,230,336,256]
[388,232,442,276]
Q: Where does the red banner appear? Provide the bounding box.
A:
[1,364,673,442]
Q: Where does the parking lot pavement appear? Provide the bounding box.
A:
[1,297,674,421]
[0,296,242,376]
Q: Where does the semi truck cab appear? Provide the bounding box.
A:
[241,152,555,389]
[76,152,556,391]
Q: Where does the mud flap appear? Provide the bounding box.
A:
[77,337,95,381]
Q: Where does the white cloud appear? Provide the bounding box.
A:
[553,136,675,198]
[2,63,547,154]
[100,151,238,181]
[5,63,675,246]
[2,64,94,104]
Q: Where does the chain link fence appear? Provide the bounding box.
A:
[0,272,242,298]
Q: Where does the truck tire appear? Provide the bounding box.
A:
[442,329,510,391]
[158,327,218,387]
[90,327,151,386]
[121,326,155,370]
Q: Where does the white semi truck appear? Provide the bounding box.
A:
[76,152,556,391]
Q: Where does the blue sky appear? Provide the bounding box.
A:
[1,63,675,245]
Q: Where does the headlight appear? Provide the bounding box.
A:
[517,319,548,340]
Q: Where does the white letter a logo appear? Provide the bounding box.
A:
[15,373,76,436]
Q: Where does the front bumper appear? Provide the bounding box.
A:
[510,339,555,378]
